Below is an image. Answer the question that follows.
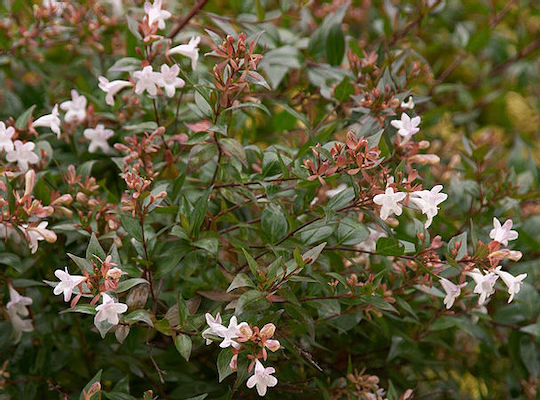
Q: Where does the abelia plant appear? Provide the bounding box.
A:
[1,0,539,399]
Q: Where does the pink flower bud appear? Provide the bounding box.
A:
[418,140,430,149]
[51,194,73,206]
[24,169,36,197]
[489,249,522,261]
[265,339,281,352]
[408,154,440,165]
[239,323,253,338]
[260,323,275,338]
[76,192,89,204]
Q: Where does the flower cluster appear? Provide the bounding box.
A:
[46,254,130,337]
[0,169,59,253]
[373,184,448,228]
[440,217,525,308]
[203,313,281,396]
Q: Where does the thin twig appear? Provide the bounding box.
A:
[168,0,209,39]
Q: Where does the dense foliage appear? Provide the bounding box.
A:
[1,0,539,399]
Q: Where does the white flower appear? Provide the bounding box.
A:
[6,284,33,317]
[467,268,499,305]
[144,0,171,30]
[0,122,15,152]
[439,277,467,309]
[390,113,421,143]
[219,316,246,349]
[95,293,128,325]
[33,105,61,138]
[168,36,201,70]
[401,96,415,109]
[494,267,527,303]
[6,284,33,343]
[246,359,278,396]
[98,76,133,106]
[83,124,114,153]
[202,312,227,345]
[6,140,39,172]
[410,185,448,228]
[158,64,185,97]
[489,217,518,246]
[53,267,86,302]
[60,90,87,124]
[21,221,57,253]
[373,187,406,220]
[133,66,162,96]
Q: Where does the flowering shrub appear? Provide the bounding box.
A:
[1,0,540,399]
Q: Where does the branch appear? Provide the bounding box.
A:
[168,0,209,39]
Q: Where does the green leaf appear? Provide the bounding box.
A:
[376,237,404,256]
[177,293,189,325]
[337,217,369,246]
[184,395,208,400]
[123,121,157,131]
[326,24,345,66]
[121,215,143,242]
[299,221,334,245]
[226,102,271,116]
[194,91,213,118]
[227,273,255,292]
[193,237,218,256]
[79,369,102,400]
[60,304,97,315]
[116,278,149,293]
[429,316,460,331]
[190,190,210,237]
[86,233,107,261]
[185,395,208,400]
[327,187,354,210]
[334,77,354,102]
[522,321,540,337]
[174,333,192,361]
[242,248,260,278]
[302,242,327,265]
[466,27,490,52]
[124,310,154,327]
[261,204,288,243]
[217,348,234,382]
[154,319,173,336]
[67,253,94,273]
[236,290,269,314]
[126,15,142,40]
[15,105,35,130]
[447,232,468,261]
